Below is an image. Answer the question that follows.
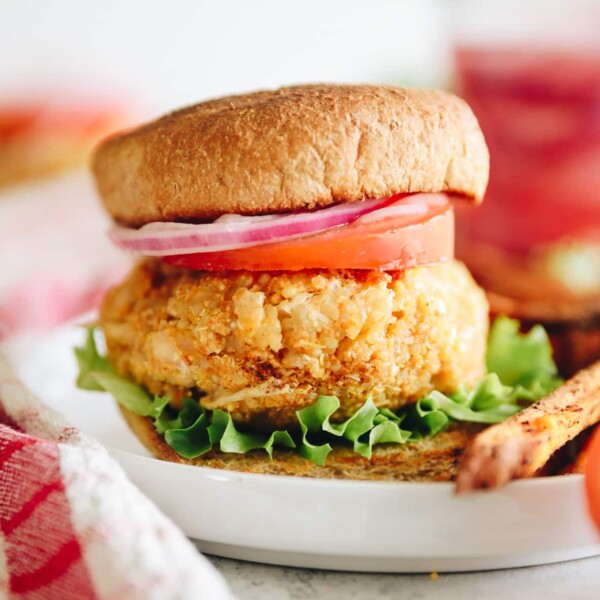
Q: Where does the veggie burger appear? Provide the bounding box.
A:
[77,85,561,480]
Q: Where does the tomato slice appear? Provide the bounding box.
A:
[585,425,600,532]
[163,194,454,271]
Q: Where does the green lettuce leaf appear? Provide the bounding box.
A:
[214,410,295,457]
[165,409,212,459]
[487,316,563,396]
[75,316,562,466]
[296,397,336,466]
[89,371,159,417]
[297,396,412,461]
[162,405,296,460]
[74,327,113,390]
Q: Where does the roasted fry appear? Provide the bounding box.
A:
[456,359,600,492]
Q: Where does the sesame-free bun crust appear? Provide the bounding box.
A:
[119,405,485,481]
[93,85,489,226]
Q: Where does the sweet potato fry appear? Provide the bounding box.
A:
[456,359,600,493]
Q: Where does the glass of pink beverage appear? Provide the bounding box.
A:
[456,46,600,255]
[452,1,600,373]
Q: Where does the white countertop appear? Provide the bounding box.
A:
[210,555,600,600]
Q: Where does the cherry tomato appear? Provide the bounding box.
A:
[585,425,600,532]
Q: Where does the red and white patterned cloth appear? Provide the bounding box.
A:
[0,350,232,599]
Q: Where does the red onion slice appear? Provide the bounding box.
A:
[109,195,402,256]
[354,193,449,225]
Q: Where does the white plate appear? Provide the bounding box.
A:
[3,324,600,573]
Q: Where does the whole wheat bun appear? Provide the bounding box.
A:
[93,85,489,226]
[119,405,484,481]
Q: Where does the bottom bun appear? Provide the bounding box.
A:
[118,405,485,482]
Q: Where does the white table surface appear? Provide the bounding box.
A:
[209,555,600,600]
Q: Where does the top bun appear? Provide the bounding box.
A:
[92,85,489,226]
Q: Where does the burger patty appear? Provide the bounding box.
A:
[100,260,489,430]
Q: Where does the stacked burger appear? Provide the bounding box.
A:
[77,85,562,480]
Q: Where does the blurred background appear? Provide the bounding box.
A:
[0,0,448,116]
[1,0,599,368]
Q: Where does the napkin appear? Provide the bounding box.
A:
[0,350,233,599]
